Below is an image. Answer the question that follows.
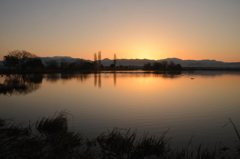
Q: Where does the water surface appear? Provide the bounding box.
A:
[1,71,240,149]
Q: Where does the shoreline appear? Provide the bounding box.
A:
[1,112,239,158]
[0,68,240,75]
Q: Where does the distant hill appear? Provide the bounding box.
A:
[156,58,240,68]
[40,56,91,67]
[0,57,240,69]
[102,58,240,68]
[101,58,155,67]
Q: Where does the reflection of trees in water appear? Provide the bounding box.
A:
[112,71,182,79]
[76,74,90,82]
[45,74,61,83]
[94,73,97,87]
[0,72,183,95]
[61,73,90,82]
[184,71,240,77]
[93,71,182,88]
[94,72,102,88]
[94,72,103,88]
[98,73,101,88]
[152,71,182,79]
[45,73,91,83]
[113,72,116,86]
[0,74,43,95]
[94,72,117,88]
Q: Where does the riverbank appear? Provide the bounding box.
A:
[1,68,240,75]
[0,111,239,159]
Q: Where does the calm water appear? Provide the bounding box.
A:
[1,71,240,149]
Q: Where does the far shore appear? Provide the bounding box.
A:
[0,67,240,74]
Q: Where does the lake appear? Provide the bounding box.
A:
[1,71,240,149]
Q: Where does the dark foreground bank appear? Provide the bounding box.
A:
[0,111,239,159]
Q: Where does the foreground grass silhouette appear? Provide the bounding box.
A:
[0,111,239,159]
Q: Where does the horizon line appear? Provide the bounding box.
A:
[38,56,239,63]
[1,55,239,63]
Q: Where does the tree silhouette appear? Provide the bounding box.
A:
[143,62,152,70]
[152,62,163,70]
[3,50,38,69]
[113,53,117,68]
[61,60,69,69]
[168,61,175,70]
[110,63,115,68]
[175,64,182,70]
[3,55,18,70]
[46,60,58,69]
[21,58,44,70]
[143,60,182,71]
[98,51,101,70]
[109,53,117,69]
[94,53,97,70]
[161,60,168,70]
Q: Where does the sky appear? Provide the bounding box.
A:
[0,0,240,62]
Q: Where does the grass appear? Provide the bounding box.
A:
[0,112,240,159]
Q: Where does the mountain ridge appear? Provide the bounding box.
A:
[0,57,240,68]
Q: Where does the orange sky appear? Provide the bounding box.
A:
[0,0,240,62]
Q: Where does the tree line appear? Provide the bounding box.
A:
[143,61,182,71]
[3,50,43,70]
[2,50,118,72]
[2,50,95,72]
[2,50,182,72]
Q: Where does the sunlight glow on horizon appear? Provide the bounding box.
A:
[0,0,240,62]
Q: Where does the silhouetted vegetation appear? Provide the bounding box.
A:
[109,53,117,69]
[3,50,43,71]
[143,60,182,71]
[3,54,18,70]
[0,111,239,159]
[22,58,44,71]
[0,111,82,159]
[92,51,103,71]
[46,59,59,69]
[2,50,239,74]
[2,50,44,73]
[59,59,95,71]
